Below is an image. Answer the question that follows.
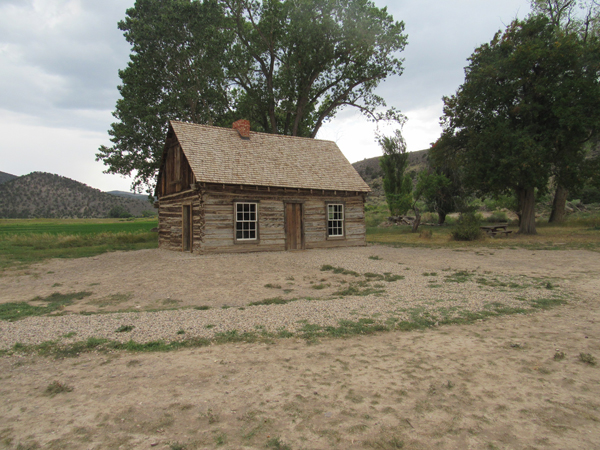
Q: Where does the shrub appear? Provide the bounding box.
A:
[419,229,432,239]
[107,205,132,218]
[451,212,482,241]
[576,184,600,204]
[365,203,389,227]
[420,212,439,224]
[485,211,508,223]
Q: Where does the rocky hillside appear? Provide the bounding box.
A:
[0,172,155,219]
[0,171,17,185]
[352,149,430,203]
[352,148,429,182]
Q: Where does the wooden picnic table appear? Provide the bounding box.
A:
[480,224,513,237]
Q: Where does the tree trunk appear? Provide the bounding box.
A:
[438,211,446,225]
[549,185,568,223]
[411,204,421,233]
[517,186,537,234]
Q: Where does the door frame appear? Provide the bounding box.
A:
[182,203,192,252]
[284,201,305,250]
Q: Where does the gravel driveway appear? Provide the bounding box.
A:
[1,246,596,350]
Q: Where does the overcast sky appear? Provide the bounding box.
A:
[0,0,532,192]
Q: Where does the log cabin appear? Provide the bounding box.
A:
[155,119,370,253]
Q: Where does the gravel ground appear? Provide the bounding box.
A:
[0,246,573,350]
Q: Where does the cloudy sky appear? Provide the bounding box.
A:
[0,0,532,192]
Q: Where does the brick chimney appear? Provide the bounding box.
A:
[232,119,250,139]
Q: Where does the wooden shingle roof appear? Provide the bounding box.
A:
[170,121,370,193]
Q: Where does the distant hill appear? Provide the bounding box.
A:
[352,148,429,182]
[0,172,156,219]
[0,171,17,185]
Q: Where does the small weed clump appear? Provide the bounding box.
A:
[214,432,227,445]
[580,353,596,366]
[368,255,382,260]
[320,265,361,277]
[334,284,385,297]
[266,436,291,450]
[0,291,92,321]
[364,436,404,449]
[264,283,281,289]
[116,325,134,333]
[554,351,566,361]
[384,274,404,282]
[249,297,290,306]
[45,381,73,397]
[194,305,211,310]
[444,270,473,283]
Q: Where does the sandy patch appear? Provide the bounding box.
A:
[0,246,599,449]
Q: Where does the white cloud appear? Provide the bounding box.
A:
[0,0,534,191]
[0,109,133,192]
[317,102,443,164]
[403,102,445,150]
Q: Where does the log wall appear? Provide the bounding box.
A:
[157,142,196,197]
[157,184,367,254]
[157,190,203,252]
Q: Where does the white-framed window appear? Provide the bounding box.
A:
[235,202,258,240]
[327,203,344,237]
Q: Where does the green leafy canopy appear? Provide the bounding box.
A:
[441,15,600,233]
[378,129,412,216]
[97,0,408,192]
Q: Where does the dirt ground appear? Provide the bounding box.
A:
[1,245,598,312]
[0,246,599,449]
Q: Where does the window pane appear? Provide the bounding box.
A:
[235,202,258,240]
[327,204,344,237]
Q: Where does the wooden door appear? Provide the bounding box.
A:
[285,203,303,250]
[182,205,192,252]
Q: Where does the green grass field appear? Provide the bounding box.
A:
[0,218,158,270]
[366,214,600,251]
[1,211,598,273]
[0,218,158,235]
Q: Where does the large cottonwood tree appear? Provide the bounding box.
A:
[378,130,413,218]
[97,0,407,192]
[441,16,600,234]
[530,0,600,221]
